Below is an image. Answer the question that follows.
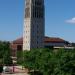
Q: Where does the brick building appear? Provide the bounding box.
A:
[10,36,69,56]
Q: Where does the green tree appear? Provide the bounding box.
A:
[17,50,23,65]
[0,41,12,66]
[18,48,75,75]
[23,48,52,75]
[3,50,12,66]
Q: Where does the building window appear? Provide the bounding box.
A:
[17,45,22,50]
[33,6,44,18]
[26,0,30,6]
[37,41,38,45]
[37,46,38,48]
[37,36,39,39]
[25,7,30,18]
[26,36,27,38]
[26,31,27,33]
[35,0,42,6]
[26,41,27,43]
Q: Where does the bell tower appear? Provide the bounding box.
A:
[23,0,45,50]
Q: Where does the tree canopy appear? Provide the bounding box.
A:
[0,41,12,66]
[17,48,75,75]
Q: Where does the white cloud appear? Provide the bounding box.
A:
[66,17,75,24]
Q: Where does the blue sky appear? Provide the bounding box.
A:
[0,0,75,42]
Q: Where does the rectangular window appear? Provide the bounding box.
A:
[26,0,30,6]
[33,6,44,18]
[25,7,30,18]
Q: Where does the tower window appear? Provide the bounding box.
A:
[37,41,38,44]
[33,6,44,18]
[35,0,42,6]
[25,7,30,18]
[26,0,30,6]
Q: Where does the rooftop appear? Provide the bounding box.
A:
[12,36,67,44]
